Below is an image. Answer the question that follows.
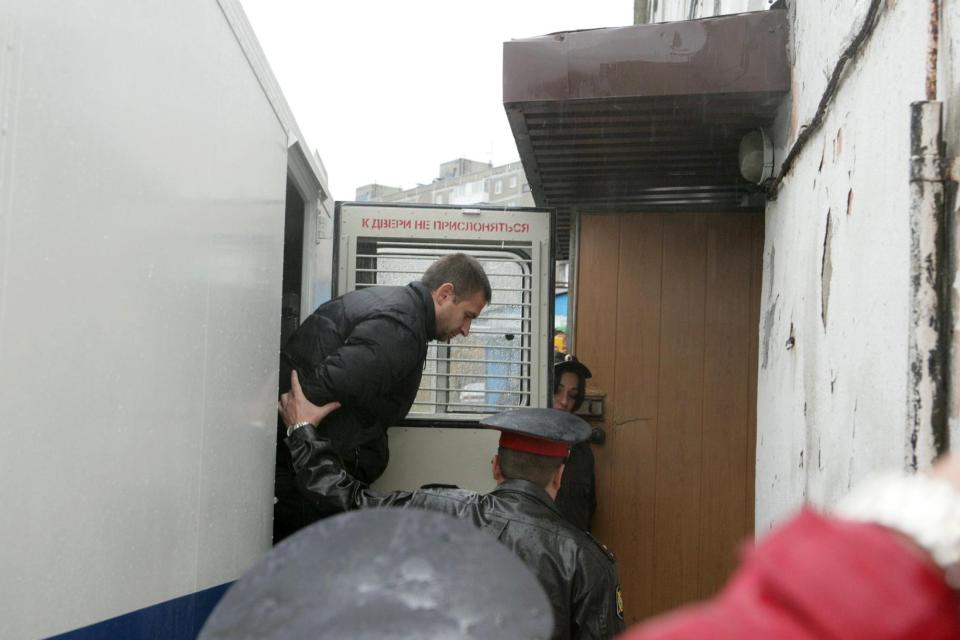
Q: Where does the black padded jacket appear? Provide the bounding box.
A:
[274,282,436,540]
[285,424,625,640]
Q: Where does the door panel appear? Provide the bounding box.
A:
[611,215,662,619]
[698,215,754,598]
[576,212,762,624]
[652,214,708,612]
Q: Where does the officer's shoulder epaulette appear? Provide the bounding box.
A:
[584,531,617,563]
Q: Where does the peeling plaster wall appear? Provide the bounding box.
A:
[943,1,960,149]
[755,0,929,533]
[941,0,960,449]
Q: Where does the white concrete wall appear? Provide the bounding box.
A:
[0,1,291,637]
[755,1,930,532]
[941,0,960,449]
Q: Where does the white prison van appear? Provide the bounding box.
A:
[0,1,325,637]
[0,4,554,637]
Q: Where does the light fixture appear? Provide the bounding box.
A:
[738,128,775,184]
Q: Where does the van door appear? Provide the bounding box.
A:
[333,202,554,491]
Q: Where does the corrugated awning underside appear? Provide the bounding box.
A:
[503,10,790,259]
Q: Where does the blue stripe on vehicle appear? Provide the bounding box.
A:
[47,582,232,640]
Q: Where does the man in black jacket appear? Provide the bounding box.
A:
[274,253,491,542]
[279,378,625,640]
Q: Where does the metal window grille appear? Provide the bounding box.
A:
[350,239,536,420]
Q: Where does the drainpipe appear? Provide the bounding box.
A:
[633,0,652,24]
[908,100,947,469]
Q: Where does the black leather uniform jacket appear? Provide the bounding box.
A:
[274,282,436,541]
[286,424,625,640]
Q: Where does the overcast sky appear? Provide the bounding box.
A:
[237,1,633,200]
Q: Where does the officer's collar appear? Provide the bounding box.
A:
[493,478,564,516]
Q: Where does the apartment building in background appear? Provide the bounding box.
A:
[355,158,535,208]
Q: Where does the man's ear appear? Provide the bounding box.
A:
[436,282,455,303]
[550,463,565,491]
[492,454,505,483]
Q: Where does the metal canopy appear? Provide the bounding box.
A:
[503,10,789,258]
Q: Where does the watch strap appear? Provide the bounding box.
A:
[286,421,314,438]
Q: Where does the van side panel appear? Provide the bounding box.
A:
[0,2,287,637]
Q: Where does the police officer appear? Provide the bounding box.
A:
[279,372,625,640]
[199,509,554,640]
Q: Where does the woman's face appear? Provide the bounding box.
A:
[553,371,582,413]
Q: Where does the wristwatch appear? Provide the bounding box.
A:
[835,472,960,588]
[286,421,314,438]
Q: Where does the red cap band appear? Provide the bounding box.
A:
[498,431,570,458]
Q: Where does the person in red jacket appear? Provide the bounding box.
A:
[620,457,960,640]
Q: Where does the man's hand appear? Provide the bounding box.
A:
[279,370,341,428]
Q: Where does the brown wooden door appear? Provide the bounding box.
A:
[575,212,762,625]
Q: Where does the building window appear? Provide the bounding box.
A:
[495,180,502,195]
[509,176,518,189]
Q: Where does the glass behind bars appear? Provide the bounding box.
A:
[354,239,533,417]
